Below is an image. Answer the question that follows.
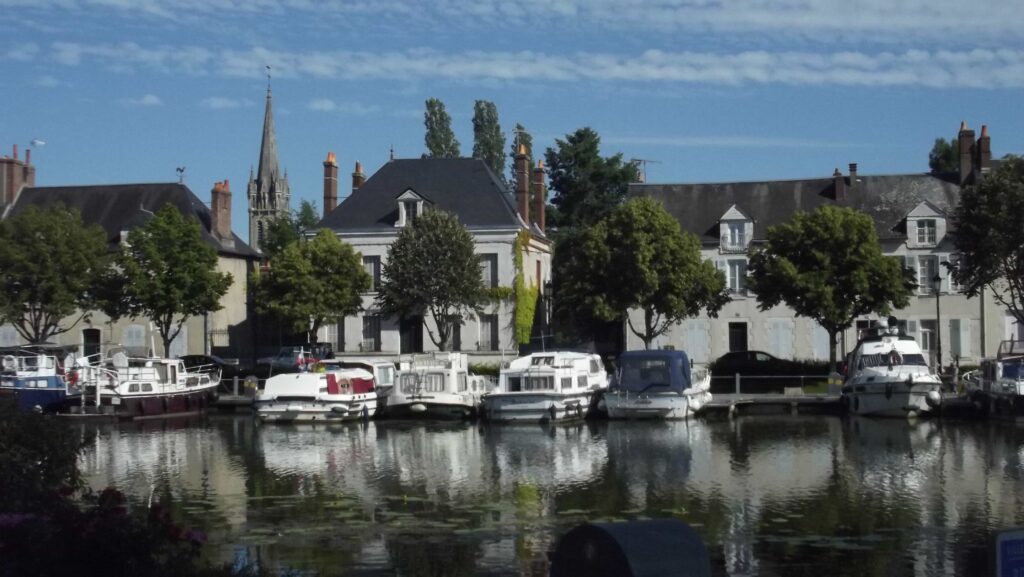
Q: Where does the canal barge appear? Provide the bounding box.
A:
[0,344,80,412]
[482,351,608,422]
[255,366,378,423]
[602,350,712,420]
[387,352,492,420]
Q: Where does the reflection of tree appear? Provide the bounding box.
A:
[385,534,479,577]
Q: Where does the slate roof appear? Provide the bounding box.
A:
[8,182,257,258]
[629,172,963,244]
[319,158,527,233]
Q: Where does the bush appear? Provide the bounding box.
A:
[469,362,501,377]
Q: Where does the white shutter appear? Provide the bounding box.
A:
[907,320,917,336]
[949,319,961,357]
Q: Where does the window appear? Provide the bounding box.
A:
[728,260,747,294]
[916,219,937,245]
[508,376,522,392]
[918,256,939,294]
[919,320,937,353]
[362,314,381,352]
[727,222,745,248]
[480,254,498,288]
[363,256,381,291]
[579,375,588,389]
[728,322,748,352]
[479,315,499,351]
[561,377,572,390]
[404,201,419,222]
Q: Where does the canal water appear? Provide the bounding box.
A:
[76,415,1024,576]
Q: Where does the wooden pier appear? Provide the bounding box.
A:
[698,392,982,419]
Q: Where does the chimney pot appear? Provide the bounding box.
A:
[323,152,339,216]
[12,144,17,161]
[515,148,530,227]
[211,179,232,240]
[978,123,992,175]
[25,149,30,166]
[532,160,546,233]
[958,122,976,185]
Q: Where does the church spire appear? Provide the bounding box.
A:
[248,72,291,253]
[257,83,280,185]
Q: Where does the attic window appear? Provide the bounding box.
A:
[404,200,419,222]
[916,219,936,245]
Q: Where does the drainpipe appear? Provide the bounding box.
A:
[980,286,986,358]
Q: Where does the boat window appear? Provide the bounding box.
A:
[399,374,418,394]
[129,383,139,393]
[1003,364,1023,380]
[423,373,445,392]
[458,373,468,392]
[617,357,675,391]
[526,376,554,390]
[379,367,393,386]
[531,356,554,366]
[590,359,601,374]
[508,376,521,392]
[23,356,38,370]
[561,377,572,390]
[142,383,153,392]
[579,375,588,389]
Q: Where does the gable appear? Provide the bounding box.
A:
[906,200,945,219]
[720,204,751,222]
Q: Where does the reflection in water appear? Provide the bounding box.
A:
[77,415,1024,576]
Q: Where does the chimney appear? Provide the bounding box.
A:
[833,168,845,201]
[532,160,546,233]
[12,144,17,161]
[210,180,232,240]
[323,152,338,216]
[977,124,992,176]
[351,161,366,195]
[847,163,858,191]
[515,143,530,227]
[958,121,976,185]
[1,144,30,207]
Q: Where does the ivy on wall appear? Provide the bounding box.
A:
[513,230,538,345]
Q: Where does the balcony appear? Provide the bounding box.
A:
[720,234,748,254]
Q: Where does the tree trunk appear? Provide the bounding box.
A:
[162,333,172,358]
[828,329,839,367]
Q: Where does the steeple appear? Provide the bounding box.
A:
[257,86,280,185]
[247,78,291,253]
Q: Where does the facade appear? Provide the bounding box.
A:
[629,122,1014,367]
[247,87,291,253]
[0,177,258,361]
[318,147,552,363]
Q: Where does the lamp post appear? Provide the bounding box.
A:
[932,272,942,374]
[542,280,553,352]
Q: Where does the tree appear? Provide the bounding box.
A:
[556,198,729,349]
[105,205,233,356]
[509,123,533,194]
[261,200,322,259]
[929,137,959,174]
[747,205,913,365]
[0,205,110,344]
[377,209,485,351]
[951,155,1024,328]
[252,229,369,344]
[544,127,639,230]
[424,98,460,158]
[472,100,505,180]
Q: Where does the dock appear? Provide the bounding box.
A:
[698,392,983,419]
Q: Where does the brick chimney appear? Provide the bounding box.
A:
[515,143,530,227]
[832,168,845,201]
[210,179,232,240]
[323,152,338,216]
[958,121,976,185]
[847,163,858,192]
[352,161,366,195]
[977,124,992,176]
[532,160,546,233]
[1,144,34,208]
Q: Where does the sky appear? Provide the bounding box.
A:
[2,0,1022,240]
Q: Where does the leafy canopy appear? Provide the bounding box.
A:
[544,127,639,229]
[929,137,959,174]
[0,205,110,344]
[424,98,460,158]
[376,209,485,351]
[253,229,369,343]
[105,205,232,356]
[261,199,321,259]
[472,100,505,181]
[557,198,728,349]
[747,205,913,363]
[951,155,1024,325]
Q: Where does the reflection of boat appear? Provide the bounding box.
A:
[387,353,492,420]
[970,340,1024,421]
[482,352,609,422]
[69,349,219,418]
[603,350,711,419]
[0,344,79,412]
[841,319,943,417]
[255,367,377,423]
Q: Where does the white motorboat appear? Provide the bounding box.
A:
[602,350,712,420]
[255,366,377,423]
[387,352,492,420]
[841,319,943,417]
[482,351,609,422]
[319,357,398,416]
[968,340,1024,421]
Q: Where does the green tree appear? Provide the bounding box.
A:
[556,198,729,349]
[262,200,321,259]
[544,127,639,230]
[252,229,370,343]
[424,98,460,158]
[509,123,533,194]
[929,137,959,174]
[747,205,913,364]
[472,100,505,180]
[105,205,233,356]
[377,209,485,351]
[951,155,1024,326]
[0,205,110,344]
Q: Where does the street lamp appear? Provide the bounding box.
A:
[932,273,942,374]
[542,280,553,352]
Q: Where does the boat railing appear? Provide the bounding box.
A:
[996,340,1024,360]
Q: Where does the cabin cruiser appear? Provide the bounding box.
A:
[319,357,397,416]
[969,340,1024,421]
[841,318,943,417]
[602,350,712,419]
[387,352,492,420]
[482,351,609,422]
[0,344,80,412]
[255,365,378,423]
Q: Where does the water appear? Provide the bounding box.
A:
[75,415,1024,576]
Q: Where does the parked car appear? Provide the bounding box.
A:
[179,354,245,383]
[255,344,334,376]
[709,350,828,394]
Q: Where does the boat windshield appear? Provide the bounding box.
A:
[617,357,675,392]
[859,352,928,368]
[1002,363,1023,380]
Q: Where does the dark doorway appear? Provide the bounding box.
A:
[400,316,424,354]
[83,328,101,362]
[728,322,748,352]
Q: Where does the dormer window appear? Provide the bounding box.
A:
[403,200,420,222]
[719,205,753,254]
[726,222,745,248]
[395,189,427,227]
[905,201,946,249]
[916,219,936,245]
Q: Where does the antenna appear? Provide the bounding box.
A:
[176,166,186,183]
[629,158,662,183]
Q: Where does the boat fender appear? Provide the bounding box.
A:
[330,405,348,414]
[549,404,557,421]
[576,404,584,419]
[361,404,370,421]
[925,389,942,409]
[885,382,893,400]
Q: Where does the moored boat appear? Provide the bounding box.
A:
[968,340,1024,421]
[387,352,492,420]
[0,344,80,412]
[841,318,943,418]
[255,366,378,423]
[482,351,609,422]
[319,357,398,416]
[603,350,711,420]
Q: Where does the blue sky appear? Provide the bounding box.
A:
[2,0,1022,238]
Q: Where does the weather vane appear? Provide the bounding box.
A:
[266,65,272,93]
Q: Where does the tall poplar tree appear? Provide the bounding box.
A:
[472,100,505,179]
[424,98,460,158]
[509,123,533,193]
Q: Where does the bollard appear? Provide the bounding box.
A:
[549,519,710,577]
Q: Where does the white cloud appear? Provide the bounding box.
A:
[32,74,61,87]
[4,42,38,61]
[308,98,382,115]
[307,98,336,111]
[201,96,253,109]
[121,93,163,106]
